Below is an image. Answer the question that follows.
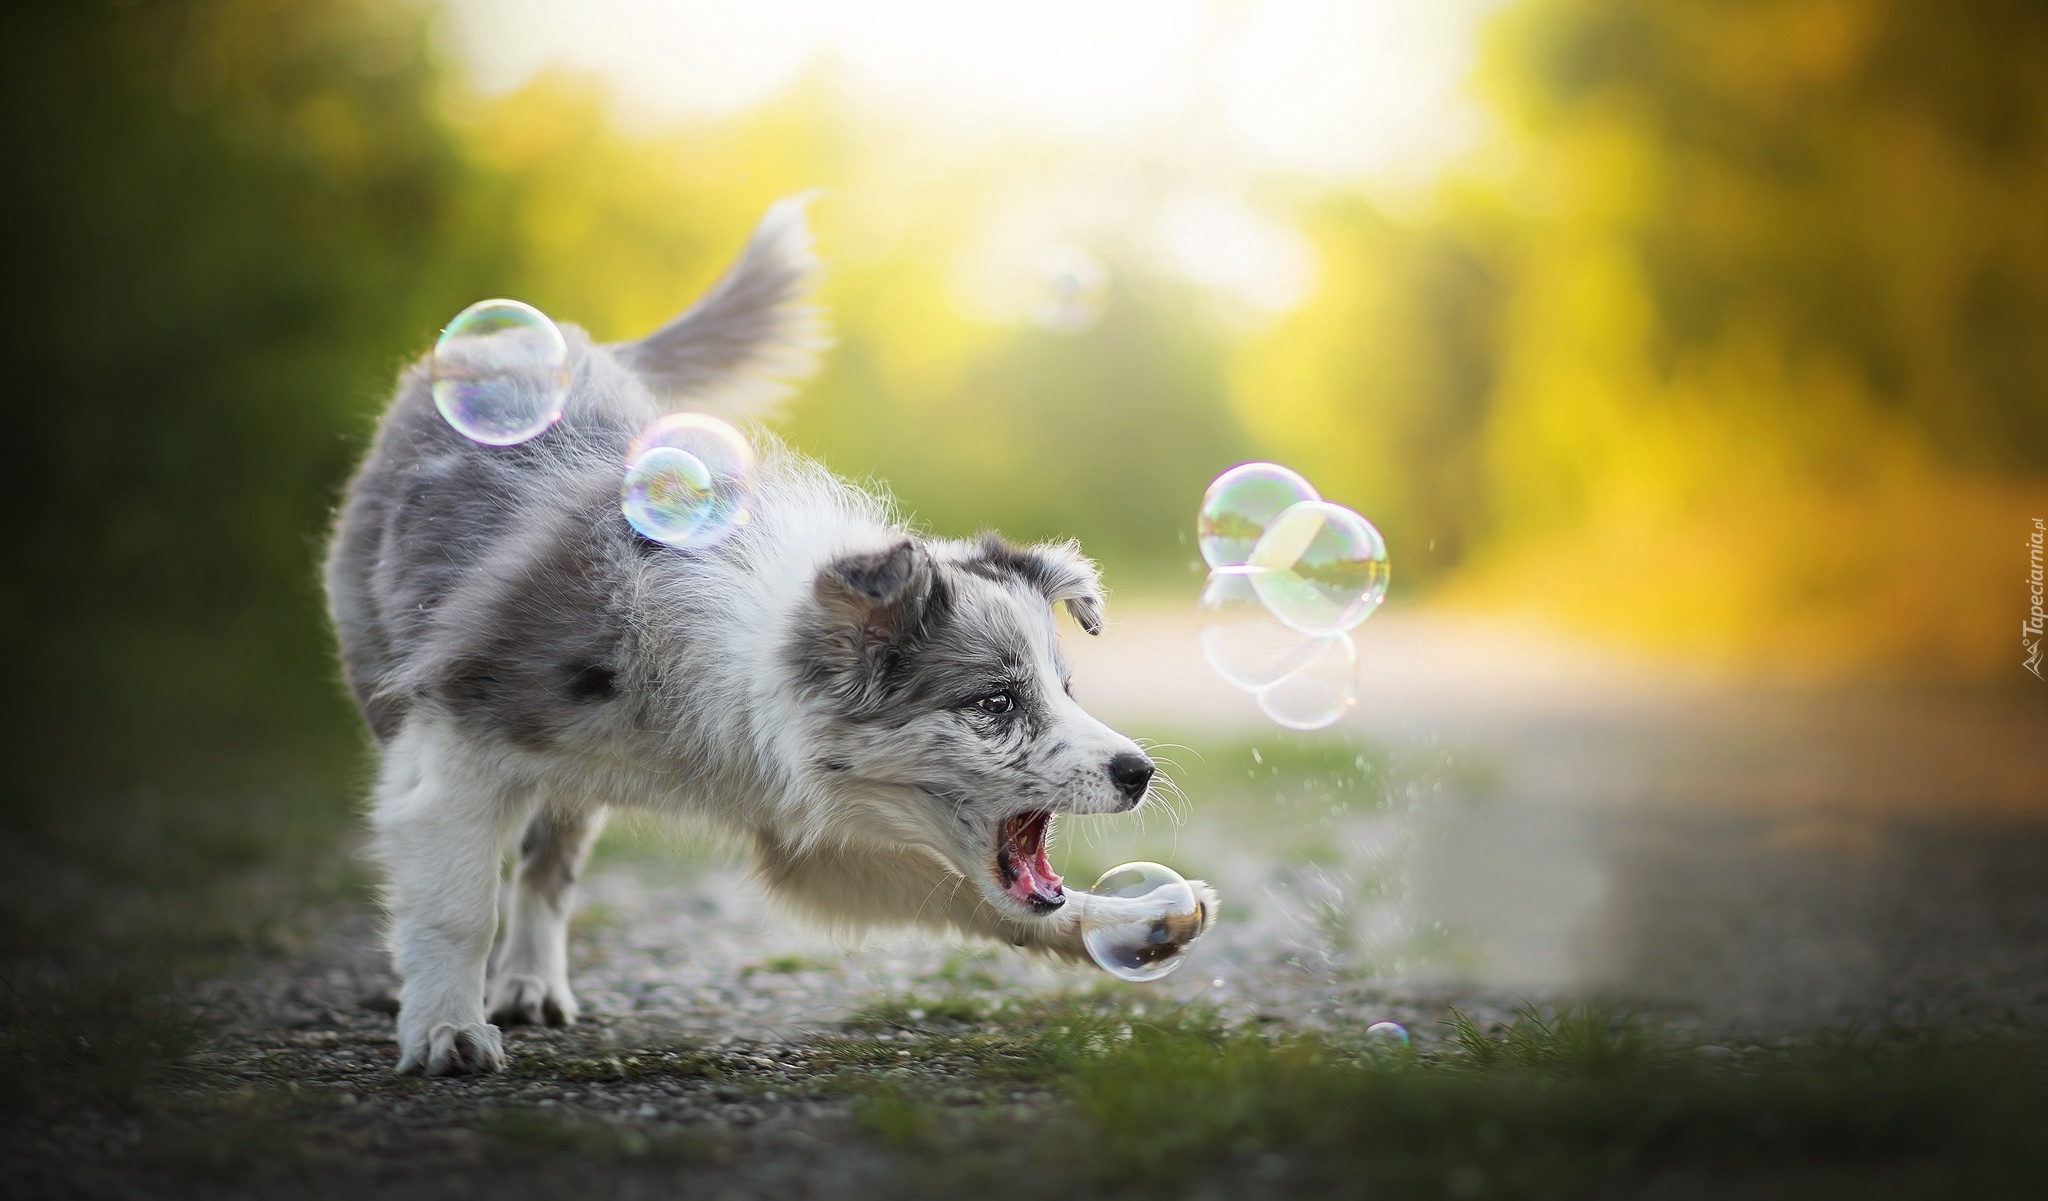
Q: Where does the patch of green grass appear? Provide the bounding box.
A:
[1075,1017,2048,1196]
[843,994,999,1033]
[826,993,1225,1096]
[747,953,837,975]
[850,1085,944,1148]
[830,998,2048,1199]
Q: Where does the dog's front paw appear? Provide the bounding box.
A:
[487,973,578,1028]
[397,1021,505,1076]
[1184,879,1222,936]
[1067,876,1220,974]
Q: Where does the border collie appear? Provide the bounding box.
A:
[326,198,1215,1075]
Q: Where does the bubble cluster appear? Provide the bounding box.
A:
[1033,246,1109,334]
[1196,569,1328,691]
[1255,632,1358,731]
[1246,501,1390,635]
[1198,462,1318,569]
[1194,464,1388,730]
[620,413,758,550]
[1082,861,1207,983]
[430,299,569,446]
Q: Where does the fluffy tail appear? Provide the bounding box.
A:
[612,193,827,420]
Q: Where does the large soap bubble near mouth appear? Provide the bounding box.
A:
[431,298,570,446]
[1081,861,1207,983]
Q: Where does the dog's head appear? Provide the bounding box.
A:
[785,533,1152,919]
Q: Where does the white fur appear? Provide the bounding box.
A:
[332,200,1217,1076]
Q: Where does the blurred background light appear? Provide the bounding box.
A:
[440,0,1499,179]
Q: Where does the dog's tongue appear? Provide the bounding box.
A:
[1002,812,1063,907]
[1008,847,1063,906]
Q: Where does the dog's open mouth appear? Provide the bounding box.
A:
[996,810,1064,912]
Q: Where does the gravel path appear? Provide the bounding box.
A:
[15,609,2045,1198]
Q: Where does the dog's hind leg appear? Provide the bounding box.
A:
[373,724,537,1076]
[489,805,606,1028]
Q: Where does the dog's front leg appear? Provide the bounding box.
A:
[372,727,535,1075]
[753,837,1217,968]
[987,876,1221,965]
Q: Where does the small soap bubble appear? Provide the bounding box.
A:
[1033,246,1109,333]
[430,299,569,446]
[1198,463,1319,569]
[621,413,758,549]
[1197,568,1326,690]
[1365,1021,1410,1047]
[1082,861,1207,983]
[1246,500,1389,635]
[1255,633,1358,731]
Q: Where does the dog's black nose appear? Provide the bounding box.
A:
[1107,752,1155,803]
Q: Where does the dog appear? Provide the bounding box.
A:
[325,198,1216,1076]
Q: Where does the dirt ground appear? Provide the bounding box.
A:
[8,610,2047,1198]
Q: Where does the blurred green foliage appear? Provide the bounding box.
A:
[0,0,490,783]
[1244,0,2048,671]
[5,0,2046,797]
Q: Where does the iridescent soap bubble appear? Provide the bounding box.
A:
[1198,463,1319,569]
[1246,501,1389,635]
[1082,861,1207,983]
[1197,567,1326,691]
[621,413,757,549]
[1255,632,1357,731]
[1033,246,1108,333]
[430,299,569,446]
[1364,1021,1410,1047]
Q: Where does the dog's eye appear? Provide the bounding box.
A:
[974,691,1015,715]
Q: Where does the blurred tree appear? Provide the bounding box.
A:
[1241,0,2048,672]
[0,0,491,782]
[1496,0,2048,470]
[431,77,1255,584]
[1229,199,1504,589]
[1475,0,2048,672]
[0,0,1258,792]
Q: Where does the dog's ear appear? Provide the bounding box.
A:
[968,535,1105,635]
[812,539,944,664]
[1029,540,1106,635]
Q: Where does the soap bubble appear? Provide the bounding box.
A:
[431,299,570,446]
[1255,633,1357,731]
[1192,463,1389,731]
[1198,463,1318,569]
[1364,1021,1410,1047]
[621,413,757,549]
[1197,568,1326,690]
[1033,246,1108,333]
[1082,861,1207,983]
[1247,501,1389,634]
